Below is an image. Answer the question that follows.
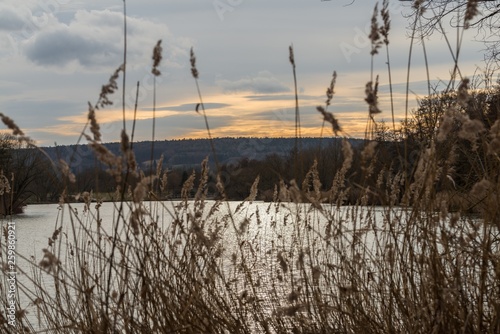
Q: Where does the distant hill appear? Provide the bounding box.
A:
[42,137,363,172]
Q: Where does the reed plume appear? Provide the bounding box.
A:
[365,76,381,116]
[464,0,480,29]
[151,39,163,77]
[316,106,341,136]
[97,65,123,109]
[0,113,24,136]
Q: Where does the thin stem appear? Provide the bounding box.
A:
[418,15,432,103]
[403,9,419,196]
[130,81,140,149]
[194,80,220,173]
[432,7,463,91]
[384,44,395,131]
[317,120,325,155]
[121,0,127,132]
[290,45,301,181]
[104,1,128,324]
[293,64,301,144]
[150,76,156,178]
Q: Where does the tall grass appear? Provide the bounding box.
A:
[1,0,500,333]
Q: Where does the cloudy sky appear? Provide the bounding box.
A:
[0,0,489,146]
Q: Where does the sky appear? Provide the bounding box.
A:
[0,0,491,146]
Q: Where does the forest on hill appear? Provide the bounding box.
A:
[44,137,360,173]
[0,136,363,210]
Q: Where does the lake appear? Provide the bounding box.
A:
[2,200,486,333]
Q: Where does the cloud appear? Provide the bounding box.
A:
[144,102,231,112]
[22,9,191,70]
[216,71,290,94]
[24,25,120,67]
[0,98,84,128]
[0,4,31,31]
[244,94,319,101]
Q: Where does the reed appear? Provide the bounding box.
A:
[0,1,499,333]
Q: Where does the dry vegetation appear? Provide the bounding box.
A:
[1,0,500,333]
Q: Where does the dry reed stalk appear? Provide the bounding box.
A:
[59,159,76,184]
[120,129,137,177]
[190,48,220,173]
[190,48,199,79]
[316,106,341,136]
[464,0,480,29]
[245,176,260,203]
[87,137,123,183]
[149,39,163,181]
[488,120,500,155]
[301,159,321,197]
[87,102,101,142]
[326,71,337,107]
[0,113,24,137]
[289,44,302,181]
[133,175,156,204]
[369,3,382,56]
[151,39,163,77]
[317,70,339,155]
[380,0,390,46]
[457,77,471,107]
[98,65,123,109]
[437,108,456,142]
[380,0,396,133]
[0,170,11,196]
[160,171,168,193]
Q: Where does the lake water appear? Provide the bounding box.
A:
[1,201,422,331]
[8,200,401,260]
[2,201,402,327]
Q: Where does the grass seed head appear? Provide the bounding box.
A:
[160,171,168,192]
[88,102,101,142]
[326,71,337,106]
[98,65,123,108]
[277,251,288,273]
[82,191,91,211]
[152,39,163,76]
[39,248,60,274]
[369,3,382,55]
[0,113,24,136]
[380,0,390,45]
[245,175,260,203]
[341,138,353,170]
[156,154,164,178]
[317,106,341,136]
[120,129,130,153]
[464,0,480,29]
[458,116,485,143]
[488,120,500,154]
[457,78,470,107]
[413,0,426,15]
[361,141,378,162]
[437,109,455,142]
[470,178,493,199]
[289,45,295,67]
[181,171,196,201]
[133,176,156,203]
[59,159,76,184]
[365,76,381,115]
[190,47,199,79]
[0,171,11,195]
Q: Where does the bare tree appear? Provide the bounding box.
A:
[402,0,500,67]
[0,134,59,215]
